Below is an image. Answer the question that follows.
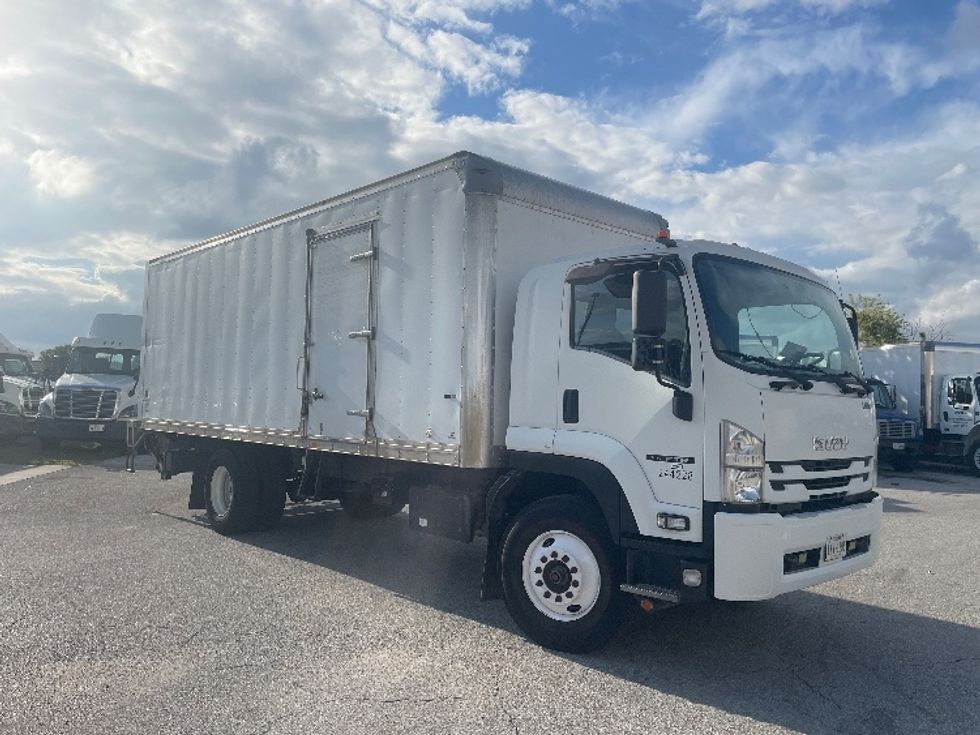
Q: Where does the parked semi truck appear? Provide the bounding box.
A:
[0,333,46,439]
[37,314,142,449]
[861,341,980,475]
[141,152,882,651]
[866,378,922,471]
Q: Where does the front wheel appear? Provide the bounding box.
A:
[968,443,980,477]
[500,495,622,653]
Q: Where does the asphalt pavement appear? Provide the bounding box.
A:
[0,458,978,734]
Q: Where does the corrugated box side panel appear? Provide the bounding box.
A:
[144,166,466,454]
[373,169,465,449]
[931,344,980,376]
[143,217,309,432]
[488,197,667,450]
[860,344,923,418]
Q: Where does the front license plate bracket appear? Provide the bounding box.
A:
[824,533,846,563]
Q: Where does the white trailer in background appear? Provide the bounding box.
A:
[141,152,882,651]
[36,313,143,448]
[861,341,980,473]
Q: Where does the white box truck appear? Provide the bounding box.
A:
[37,314,143,448]
[861,341,980,474]
[0,333,46,438]
[141,152,882,651]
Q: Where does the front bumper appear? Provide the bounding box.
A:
[36,416,127,443]
[713,495,883,601]
[877,440,921,458]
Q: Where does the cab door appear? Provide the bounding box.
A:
[556,264,703,510]
[940,375,974,436]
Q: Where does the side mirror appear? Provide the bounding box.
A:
[887,385,897,405]
[631,270,668,372]
[840,300,859,346]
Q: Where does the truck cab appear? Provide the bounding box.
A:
[507,240,882,613]
[37,316,142,449]
[867,378,921,471]
[939,372,980,472]
[0,343,47,439]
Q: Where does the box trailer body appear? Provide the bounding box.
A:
[861,341,980,472]
[141,156,670,466]
[142,152,882,651]
[0,333,45,438]
[36,314,143,447]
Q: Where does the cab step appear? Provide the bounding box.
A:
[619,583,681,603]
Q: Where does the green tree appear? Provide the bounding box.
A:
[849,295,908,347]
[38,344,73,379]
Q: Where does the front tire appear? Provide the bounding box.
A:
[968,443,980,477]
[500,495,622,653]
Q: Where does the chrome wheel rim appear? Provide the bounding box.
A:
[211,466,233,518]
[522,529,601,621]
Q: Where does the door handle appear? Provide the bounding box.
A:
[311,388,324,401]
[563,389,579,424]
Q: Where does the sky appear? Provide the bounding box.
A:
[1,0,978,352]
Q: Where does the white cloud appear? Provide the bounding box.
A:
[697,0,886,19]
[26,149,97,198]
[0,0,978,349]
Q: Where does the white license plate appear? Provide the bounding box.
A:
[88,424,106,432]
[892,442,905,450]
[824,533,846,563]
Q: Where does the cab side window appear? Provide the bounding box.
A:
[571,270,691,386]
[948,377,973,406]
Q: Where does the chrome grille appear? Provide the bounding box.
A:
[21,386,44,415]
[54,387,118,419]
[878,420,915,440]
[768,456,874,500]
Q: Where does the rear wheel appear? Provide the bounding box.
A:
[204,448,272,534]
[500,495,622,653]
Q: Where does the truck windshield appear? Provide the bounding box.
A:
[1,355,34,376]
[695,254,861,382]
[67,348,140,376]
[869,382,895,410]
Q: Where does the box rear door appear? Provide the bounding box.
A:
[306,223,376,442]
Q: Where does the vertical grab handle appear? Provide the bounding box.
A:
[296,355,304,391]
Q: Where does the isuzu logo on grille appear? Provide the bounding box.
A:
[813,435,849,452]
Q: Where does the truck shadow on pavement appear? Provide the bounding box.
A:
[222,501,980,735]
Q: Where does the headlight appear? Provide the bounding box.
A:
[0,399,19,415]
[722,420,764,503]
[118,404,137,419]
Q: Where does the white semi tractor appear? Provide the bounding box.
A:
[0,333,46,439]
[861,341,980,474]
[140,152,882,651]
[37,314,142,449]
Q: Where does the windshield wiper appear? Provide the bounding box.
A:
[717,350,814,391]
[780,364,871,396]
